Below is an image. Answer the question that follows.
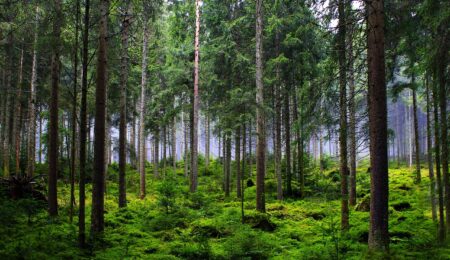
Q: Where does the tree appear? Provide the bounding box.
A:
[367,0,389,251]
[338,0,349,231]
[78,0,90,247]
[255,0,265,213]
[91,0,109,235]
[119,0,131,208]
[190,0,201,193]
[139,7,150,200]
[48,0,63,217]
[27,5,39,178]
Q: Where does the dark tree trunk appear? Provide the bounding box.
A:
[284,88,292,196]
[70,0,80,222]
[347,14,357,206]
[425,78,437,221]
[48,0,63,217]
[78,0,89,237]
[412,84,421,183]
[437,30,449,235]
[119,0,131,208]
[14,49,24,176]
[236,127,242,198]
[225,135,231,197]
[255,0,265,212]
[91,0,109,235]
[367,0,389,251]
[338,0,349,231]
[433,81,445,242]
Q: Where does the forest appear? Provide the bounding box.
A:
[0,0,449,259]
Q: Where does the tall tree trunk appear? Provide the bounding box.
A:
[91,0,109,235]
[2,27,13,178]
[14,49,24,176]
[48,0,63,217]
[130,115,136,168]
[248,121,252,177]
[154,128,160,177]
[183,111,188,178]
[70,0,80,223]
[433,81,445,242]
[275,48,282,200]
[236,127,242,198]
[255,0,265,212]
[27,6,39,177]
[172,110,177,172]
[241,123,246,222]
[205,113,210,169]
[190,0,201,192]
[225,135,231,197]
[119,0,131,208]
[293,89,303,198]
[437,31,449,235]
[367,0,389,251]
[284,88,292,196]
[139,17,149,199]
[348,15,357,206]
[338,0,349,231]
[412,82,421,183]
[425,77,437,221]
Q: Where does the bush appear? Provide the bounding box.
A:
[156,175,179,214]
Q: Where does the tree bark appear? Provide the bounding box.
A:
[70,0,80,223]
[255,0,265,212]
[433,81,445,242]
[27,6,39,178]
[236,127,242,198]
[14,49,24,176]
[284,88,292,196]
[348,14,357,206]
[437,30,449,235]
[338,0,349,231]
[425,78,437,221]
[412,83,421,183]
[225,135,231,197]
[367,0,389,251]
[78,0,89,238]
[91,0,109,235]
[48,0,63,217]
[119,0,131,208]
[139,14,150,199]
[190,0,201,192]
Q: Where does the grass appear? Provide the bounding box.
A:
[0,159,449,259]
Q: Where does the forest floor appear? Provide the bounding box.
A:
[1,160,449,259]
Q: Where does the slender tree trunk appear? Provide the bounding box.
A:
[154,128,160,177]
[293,89,303,198]
[284,88,292,196]
[183,111,188,178]
[190,0,201,192]
[27,7,39,177]
[130,115,136,168]
[348,16,357,206]
[248,121,252,177]
[275,52,282,200]
[139,16,150,199]
[241,123,246,222]
[172,110,177,172]
[437,32,449,235]
[119,0,131,208]
[69,0,80,223]
[91,0,109,235]
[412,84,421,183]
[338,0,349,231]
[14,49,24,176]
[255,0,265,212]
[236,127,242,198]
[48,0,63,217]
[433,81,445,242]
[425,78,437,221]
[205,113,210,169]
[367,0,389,251]
[225,135,231,197]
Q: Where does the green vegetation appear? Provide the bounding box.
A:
[1,160,448,259]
